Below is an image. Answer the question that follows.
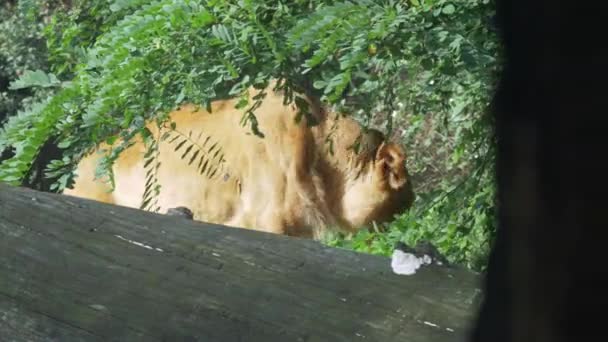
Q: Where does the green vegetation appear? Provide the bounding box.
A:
[0,0,56,124]
[0,0,501,271]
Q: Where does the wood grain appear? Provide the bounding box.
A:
[0,183,482,341]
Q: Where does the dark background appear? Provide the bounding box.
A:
[469,0,606,341]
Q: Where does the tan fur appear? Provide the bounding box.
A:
[63,81,415,238]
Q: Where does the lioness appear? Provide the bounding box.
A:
[63,81,415,238]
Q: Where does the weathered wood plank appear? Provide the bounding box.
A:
[0,183,482,341]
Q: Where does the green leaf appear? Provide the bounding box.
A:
[235,97,249,109]
[442,4,456,15]
[192,11,216,28]
[57,140,71,149]
[9,70,61,90]
[451,100,468,117]
[175,90,185,104]
[313,80,327,89]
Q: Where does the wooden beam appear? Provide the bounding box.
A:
[0,183,481,341]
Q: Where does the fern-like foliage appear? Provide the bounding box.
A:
[160,125,226,179]
[140,126,161,212]
[0,0,499,189]
[138,120,227,212]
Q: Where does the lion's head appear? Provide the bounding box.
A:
[310,113,415,234]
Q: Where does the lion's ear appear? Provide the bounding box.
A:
[375,142,408,190]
